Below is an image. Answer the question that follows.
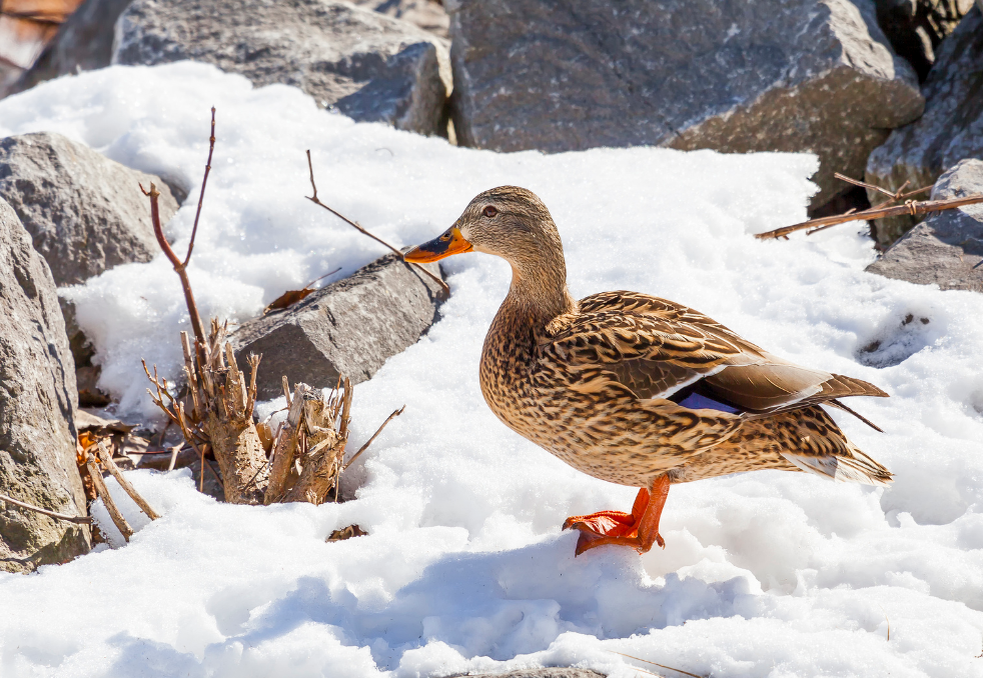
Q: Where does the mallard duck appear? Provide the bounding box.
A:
[405,186,891,556]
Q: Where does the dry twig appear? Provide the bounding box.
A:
[305,150,449,295]
[96,441,161,521]
[614,652,705,678]
[344,405,405,470]
[755,173,983,241]
[0,491,92,525]
[86,454,134,541]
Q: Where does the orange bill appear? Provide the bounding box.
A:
[404,227,473,263]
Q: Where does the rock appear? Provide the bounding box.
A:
[231,253,444,400]
[866,159,983,291]
[866,6,983,245]
[447,0,924,209]
[0,197,90,573]
[352,0,450,38]
[114,0,451,136]
[873,0,973,81]
[5,0,132,98]
[0,132,180,287]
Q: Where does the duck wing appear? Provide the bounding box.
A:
[547,291,887,424]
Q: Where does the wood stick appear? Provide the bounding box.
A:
[96,442,161,521]
[305,150,449,295]
[184,107,216,266]
[0,491,92,524]
[344,405,404,470]
[755,193,983,241]
[86,455,134,542]
[265,382,308,504]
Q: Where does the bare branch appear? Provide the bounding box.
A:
[96,441,161,521]
[184,106,216,267]
[755,193,983,241]
[344,405,404,470]
[86,455,134,542]
[305,150,449,295]
[0,491,92,524]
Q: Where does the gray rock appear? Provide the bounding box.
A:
[114,0,451,136]
[447,0,924,208]
[352,0,450,39]
[866,7,983,245]
[0,132,180,287]
[866,158,983,291]
[5,0,132,98]
[0,197,90,574]
[232,253,445,400]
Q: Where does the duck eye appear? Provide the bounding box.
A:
[483,206,498,218]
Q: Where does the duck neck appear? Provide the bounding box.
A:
[501,250,577,329]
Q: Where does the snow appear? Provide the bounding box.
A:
[1,62,982,678]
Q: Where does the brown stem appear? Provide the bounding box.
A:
[96,441,161,521]
[86,455,134,542]
[755,193,983,241]
[0,491,92,524]
[305,150,449,295]
[185,107,216,267]
[344,405,404,470]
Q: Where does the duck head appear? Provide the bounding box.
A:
[406,186,575,317]
[404,186,563,267]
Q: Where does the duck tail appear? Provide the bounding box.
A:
[781,443,893,487]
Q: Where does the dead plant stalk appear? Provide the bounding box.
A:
[755,172,983,241]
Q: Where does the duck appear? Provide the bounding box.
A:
[404,186,891,556]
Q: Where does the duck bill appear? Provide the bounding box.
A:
[404,227,473,263]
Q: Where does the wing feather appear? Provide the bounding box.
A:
[546,291,887,421]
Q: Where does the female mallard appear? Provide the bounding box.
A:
[405,186,890,556]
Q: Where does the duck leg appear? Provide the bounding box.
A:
[562,475,670,556]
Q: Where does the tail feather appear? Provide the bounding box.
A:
[781,446,893,486]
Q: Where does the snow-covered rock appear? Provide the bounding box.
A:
[867,158,983,291]
[114,0,451,136]
[447,0,924,208]
[232,253,444,400]
[866,6,983,244]
[0,132,180,287]
[0,197,90,573]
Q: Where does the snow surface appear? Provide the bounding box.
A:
[1,63,982,678]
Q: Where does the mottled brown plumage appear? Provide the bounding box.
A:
[405,186,891,555]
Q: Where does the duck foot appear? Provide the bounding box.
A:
[562,475,670,556]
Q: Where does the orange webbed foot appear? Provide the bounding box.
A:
[562,476,670,556]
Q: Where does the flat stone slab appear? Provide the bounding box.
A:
[866,6,983,244]
[0,197,90,573]
[115,0,451,136]
[447,0,923,208]
[866,158,983,291]
[0,132,179,287]
[232,253,445,400]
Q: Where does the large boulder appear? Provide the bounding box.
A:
[447,0,924,208]
[0,197,90,574]
[866,159,983,291]
[4,0,132,98]
[866,6,983,245]
[0,132,180,287]
[232,253,444,400]
[114,0,451,136]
